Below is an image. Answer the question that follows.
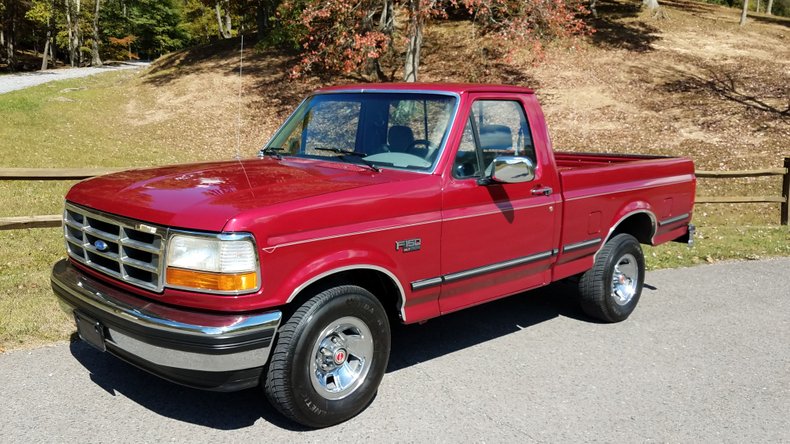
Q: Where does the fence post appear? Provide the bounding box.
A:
[782,157,790,226]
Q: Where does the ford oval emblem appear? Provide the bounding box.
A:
[94,240,108,251]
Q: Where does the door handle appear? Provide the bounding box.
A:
[531,186,553,196]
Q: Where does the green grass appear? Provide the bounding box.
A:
[0,71,201,352]
[1,69,789,352]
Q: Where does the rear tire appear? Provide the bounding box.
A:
[578,233,645,323]
[264,285,390,428]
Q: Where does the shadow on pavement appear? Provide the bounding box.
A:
[69,281,603,430]
[69,340,308,431]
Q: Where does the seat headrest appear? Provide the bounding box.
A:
[388,125,415,152]
[478,124,512,151]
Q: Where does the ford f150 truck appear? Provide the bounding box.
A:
[51,83,695,427]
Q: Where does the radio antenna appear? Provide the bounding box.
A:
[235,31,244,160]
[235,29,254,196]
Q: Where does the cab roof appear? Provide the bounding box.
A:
[316,83,535,95]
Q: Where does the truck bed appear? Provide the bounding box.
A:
[554,151,671,171]
[552,150,696,279]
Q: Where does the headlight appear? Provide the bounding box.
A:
[165,232,259,294]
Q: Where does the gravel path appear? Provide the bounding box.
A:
[1,258,788,441]
[0,62,150,94]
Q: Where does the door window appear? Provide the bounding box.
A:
[453,100,535,179]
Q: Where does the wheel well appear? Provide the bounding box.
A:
[286,269,403,324]
[609,212,655,245]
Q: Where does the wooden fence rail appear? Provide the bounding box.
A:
[695,157,790,225]
[1,158,789,230]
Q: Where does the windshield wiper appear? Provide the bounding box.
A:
[258,147,284,160]
[314,147,380,172]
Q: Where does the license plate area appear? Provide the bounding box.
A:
[74,311,106,352]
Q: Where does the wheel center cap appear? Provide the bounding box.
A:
[333,348,347,365]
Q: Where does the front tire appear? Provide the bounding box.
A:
[264,285,391,428]
[578,233,645,323]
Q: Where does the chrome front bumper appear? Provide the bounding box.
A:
[51,259,281,391]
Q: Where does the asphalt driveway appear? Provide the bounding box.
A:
[1,258,788,442]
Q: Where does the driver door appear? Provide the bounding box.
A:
[439,97,560,314]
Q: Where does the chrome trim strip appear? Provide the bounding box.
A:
[562,238,602,253]
[108,330,273,372]
[444,250,554,283]
[285,265,408,323]
[658,213,690,227]
[410,250,555,291]
[595,210,658,261]
[410,277,443,291]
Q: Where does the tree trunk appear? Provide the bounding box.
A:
[41,29,52,70]
[590,0,599,18]
[379,0,394,33]
[76,0,82,66]
[256,0,269,38]
[66,2,74,66]
[216,1,232,38]
[740,0,748,25]
[766,0,774,14]
[403,0,424,82]
[643,0,660,10]
[224,1,233,37]
[91,0,102,66]
[756,0,761,13]
[215,3,224,38]
[3,0,18,71]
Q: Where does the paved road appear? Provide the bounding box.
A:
[0,62,150,94]
[1,258,788,442]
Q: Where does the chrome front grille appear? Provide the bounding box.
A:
[63,203,165,292]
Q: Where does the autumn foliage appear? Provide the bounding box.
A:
[287,0,392,78]
[282,0,594,80]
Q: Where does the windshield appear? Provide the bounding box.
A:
[265,92,457,172]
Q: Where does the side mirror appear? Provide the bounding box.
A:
[486,156,536,184]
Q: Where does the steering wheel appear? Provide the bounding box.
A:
[406,139,431,156]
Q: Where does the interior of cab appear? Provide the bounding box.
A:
[267,92,457,171]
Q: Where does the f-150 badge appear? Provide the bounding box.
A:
[395,238,421,252]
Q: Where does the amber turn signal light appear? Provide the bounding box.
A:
[166,267,257,293]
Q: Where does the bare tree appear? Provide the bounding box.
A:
[404,0,436,82]
[41,0,53,70]
[91,0,102,66]
[643,0,660,10]
[215,0,232,39]
[740,0,748,25]
[2,0,18,70]
[65,0,81,66]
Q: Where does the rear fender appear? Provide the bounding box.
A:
[597,202,657,259]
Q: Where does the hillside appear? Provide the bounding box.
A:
[132,0,788,225]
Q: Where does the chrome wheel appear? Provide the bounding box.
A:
[309,316,374,400]
[611,253,639,306]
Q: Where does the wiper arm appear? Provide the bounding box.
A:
[314,147,380,172]
[258,147,284,160]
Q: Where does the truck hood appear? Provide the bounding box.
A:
[66,158,404,231]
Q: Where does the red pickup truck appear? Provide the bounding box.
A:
[51,83,695,427]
